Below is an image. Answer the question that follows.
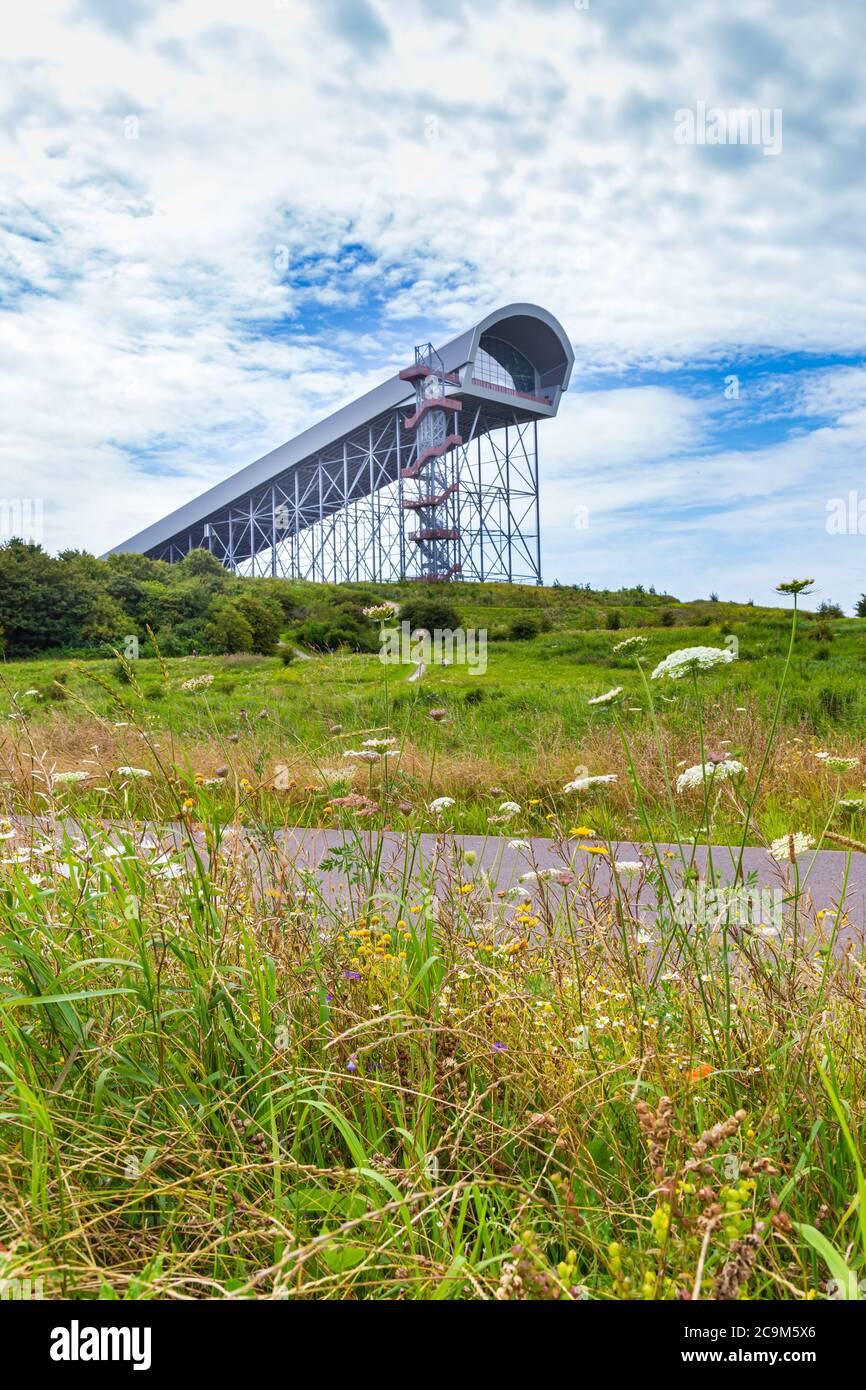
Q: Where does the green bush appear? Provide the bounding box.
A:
[508,615,540,640]
[399,595,463,634]
[204,600,255,654]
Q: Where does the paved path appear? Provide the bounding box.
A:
[268,829,866,947]
[12,819,866,948]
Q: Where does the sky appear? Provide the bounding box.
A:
[2,0,866,608]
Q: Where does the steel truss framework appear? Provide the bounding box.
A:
[151,398,543,585]
[113,305,576,584]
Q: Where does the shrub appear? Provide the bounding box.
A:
[605,610,622,631]
[235,592,282,655]
[658,609,675,627]
[204,600,255,655]
[45,672,70,701]
[279,646,295,665]
[508,615,540,640]
[399,596,463,634]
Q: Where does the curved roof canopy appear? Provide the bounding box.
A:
[108,303,574,558]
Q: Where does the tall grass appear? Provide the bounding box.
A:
[0,601,864,1300]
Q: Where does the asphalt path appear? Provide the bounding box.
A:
[267,829,866,949]
[10,819,866,949]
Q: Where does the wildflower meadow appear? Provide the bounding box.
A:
[1,576,864,1311]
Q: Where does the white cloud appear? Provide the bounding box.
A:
[1,0,865,605]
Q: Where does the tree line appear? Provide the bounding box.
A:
[0,540,384,659]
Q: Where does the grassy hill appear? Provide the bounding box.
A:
[2,578,865,844]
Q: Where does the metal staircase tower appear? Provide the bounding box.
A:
[108,304,575,587]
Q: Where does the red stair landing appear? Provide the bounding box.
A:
[409,528,461,544]
[401,434,462,479]
[399,365,461,385]
[403,397,462,431]
[420,563,462,581]
[401,482,459,511]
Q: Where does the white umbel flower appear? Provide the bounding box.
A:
[317,766,353,785]
[115,766,151,778]
[562,774,618,793]
[820,755,859,772]
[51,770,90,785]
[613,860,644,875]
[651,646,735,680]
[498,801,522,815]
[768,832,815,862]
[428,796,455,813]
[676,760,745,792]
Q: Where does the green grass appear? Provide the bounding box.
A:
[1,595,864,1300]
[2,585,866,845]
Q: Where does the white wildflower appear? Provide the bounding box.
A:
[508,839,531,850]
[180,674,214,692]
[428,796,455,813]
[612,636,647,653]
[115,766,151,779]
[768,832,815,862]
[362,602,399,619]
[562,774,618,792]
[51,770,90,786]
[361,737,396,748]
[676,760,745,793]
[318,766,354,786]
[651,646,735,680]
[613,860,644,875]
[519,868,560,883]
[821,755,859,772]
[498,801,522,815]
